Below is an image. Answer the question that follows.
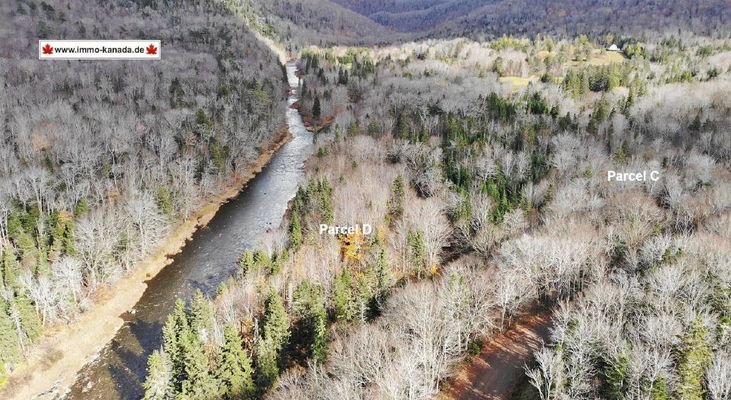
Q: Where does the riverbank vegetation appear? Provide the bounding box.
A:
[144,32,731,399]
[0,0,288,385]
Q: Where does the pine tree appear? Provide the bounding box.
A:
[289,211,303,250]
[217,324,254,399]
[190,290,213,342]
[255,336,279,389]
[650,377,669,400]
[179,330,219,400]
[162,299,187,390]
[2,246,19,290]
[142,350,173,400]
[407,229,427,279]
[676,318,712,400]
[155,187,174,219]
[317,178,334,224]
[62,218,75,255]
[0,299,20,365]
[372,236,391,307]
[262,289,289,351]
[312,96,321,120]
[15,292,42,343]
[293,281,328,362]
[255,289,290,389]
[604,352,628,399]
[386,175,405,227]
[333,271,354,322]
[239,250,255,273]
[580,72,590,96]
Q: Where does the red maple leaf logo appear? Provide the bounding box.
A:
[42,43,53,55]
[146,44,157,55]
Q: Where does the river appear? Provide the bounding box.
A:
[65,62,310,400]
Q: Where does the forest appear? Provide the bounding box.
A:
[141,29,731,400]
[1,0,730,399]
[239,0,730,49]
[0,0,287,386]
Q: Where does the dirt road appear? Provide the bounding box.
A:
[442,312,553,400]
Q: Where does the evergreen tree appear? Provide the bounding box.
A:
[254,289,290,389]
[293,281,328,362]
[0,299,20,365]
[162,299,187,390]
[676,318,712,400]
[62,218,75,255]
[372,236,392,309]
[155,186,174,219]
[604,352,628,399]
[650,377,669,400]
[190,290,213,341]
[74,198,89,217]
[316,178,334,224]
[407,229,427,278]
[142,350,174,400]
[317,178,334,224]
[2,245,19,289]
[580,72,590,96]
[255,336,279,390]
[217,324,254,399]
[15,293,42,343]
[312,96,321,120]
[386,175,405,227]
[333,270,354,322]
[262,289,289,351]
[179,330,219,400]
[239,250,255,273]
[289,211,303,250]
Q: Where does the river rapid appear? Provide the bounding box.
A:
[66,62,310,400]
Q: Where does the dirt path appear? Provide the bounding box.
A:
[442,312,553,400]
[0,130,290,400]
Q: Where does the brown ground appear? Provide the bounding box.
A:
[441,311,553,400]
[0,129,291,400]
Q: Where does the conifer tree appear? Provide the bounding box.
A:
[289,211,303,250]
[293,281,328,362]
[312,96,321,120]
[255,289,290,389]
[372,236,392,306]
[179,329,219,400]
[676,318,712,400]
[333,271,354,322]
[386,175,405,227]
[255,336,279,390]
[218,324,254,399]
[317,178,334,224]
[162,299,187,390]
[262,289,289,350]
[142,350,173,400]
[190,290,213,341]
[2,246,19,289]
[239,250,255,273]
[0,299,20,365]
[407,229,427,278]
[15,292,42,343]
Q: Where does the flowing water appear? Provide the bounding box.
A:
[66,63,310,400]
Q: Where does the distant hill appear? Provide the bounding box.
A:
[324,0,730,39]
[239,0,401,49]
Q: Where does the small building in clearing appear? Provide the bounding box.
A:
[607,44,620,52]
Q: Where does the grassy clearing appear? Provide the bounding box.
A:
[499,75,539,90]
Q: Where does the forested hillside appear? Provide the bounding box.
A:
[0,0,286,384]
[224,0,399,51]
[246,0,730,44]
[142,34,731,399]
